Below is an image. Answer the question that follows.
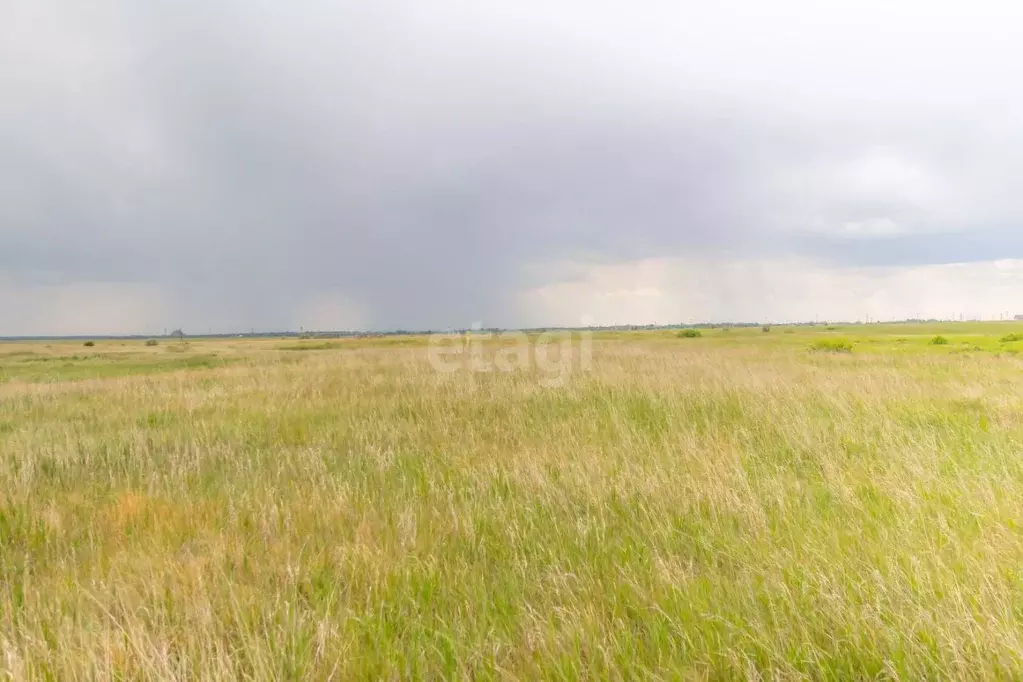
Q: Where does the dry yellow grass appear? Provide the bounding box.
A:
[2,328,1023,679]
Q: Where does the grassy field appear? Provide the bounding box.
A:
[4,323,1023,679]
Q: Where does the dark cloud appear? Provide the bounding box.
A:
[5,1,1023,332]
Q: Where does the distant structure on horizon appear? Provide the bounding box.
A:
[1015,315,1023,321]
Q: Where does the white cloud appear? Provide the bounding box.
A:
[840,218,903,237]
[516,257,1023,326]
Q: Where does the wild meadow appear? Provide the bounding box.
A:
[3,323,1023,679]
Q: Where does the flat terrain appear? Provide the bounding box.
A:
[4,324,1023,679]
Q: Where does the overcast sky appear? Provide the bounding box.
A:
[5,1,1023,334]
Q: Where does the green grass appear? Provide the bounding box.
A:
[4,324,1023,677]
[277,341,342,351]
[808,338,854,352]
[0,350,235,382]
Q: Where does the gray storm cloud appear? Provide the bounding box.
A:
[4,1,1023,333]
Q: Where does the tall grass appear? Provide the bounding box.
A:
[2,334,1023,678]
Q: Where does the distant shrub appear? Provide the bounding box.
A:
[1000,333,1023,343]
[826,326,838,331]
[83,341,95,347]
[808,338,853,353]
[678,329,702,338]
[930,336,950,345]
[145,339,159,347]
[762,325,771,333]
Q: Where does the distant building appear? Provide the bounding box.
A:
[1015,315,1023,321]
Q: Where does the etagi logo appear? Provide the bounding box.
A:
[427,321,593,387]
